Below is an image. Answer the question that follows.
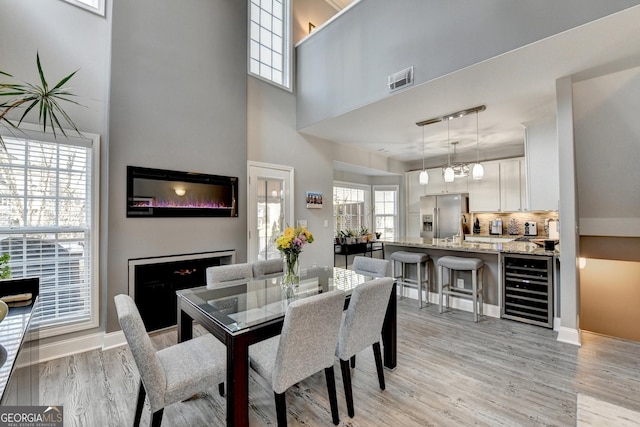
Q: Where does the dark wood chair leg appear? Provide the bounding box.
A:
[134,382,146,427]
[150,409,164,427]
[218,382,225,397]
[274,391,287,427]
[340,358,355,417]
[350,354,356,368]
[373,341,385,390]
[324,366,340,425]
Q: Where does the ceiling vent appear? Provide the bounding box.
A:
[388,66,413,92]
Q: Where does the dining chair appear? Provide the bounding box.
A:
[248,289,346,426]
[251,258,284,278]
[351,255,390,278]
[335,277,394,418]
[206,263,253,288]
[114,294,226,427]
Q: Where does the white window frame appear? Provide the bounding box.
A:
[373,185,399,240]
[0,123,100,338]
[60,0,106,17]
[248,0,293,91]
[333,181,371,237]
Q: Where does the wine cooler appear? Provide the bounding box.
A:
[502,254,553,328]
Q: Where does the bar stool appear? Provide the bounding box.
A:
[437,256,484,322]
[389,251,429,308]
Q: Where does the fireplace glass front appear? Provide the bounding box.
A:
[127,166,238,218]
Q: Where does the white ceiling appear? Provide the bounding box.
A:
[301,6,640,169]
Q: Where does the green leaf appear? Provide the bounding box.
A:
[1,53,84,150]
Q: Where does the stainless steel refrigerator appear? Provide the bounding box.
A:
[420,193,469,239]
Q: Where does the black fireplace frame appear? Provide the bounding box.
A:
[127,165,238,218]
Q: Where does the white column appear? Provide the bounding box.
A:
[555,76,581,346]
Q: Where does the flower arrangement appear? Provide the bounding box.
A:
[276,226,314,285]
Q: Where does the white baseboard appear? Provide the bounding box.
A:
[102,330,127,351]
[399,287,500,318]
[556,326,582,346]
[25,332,104,365]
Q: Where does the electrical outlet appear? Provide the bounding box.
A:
[456,278,465,288]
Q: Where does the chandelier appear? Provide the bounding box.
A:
[416,104,486,183]
[442,141,469,181]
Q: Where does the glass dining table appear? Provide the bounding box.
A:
[176,266,397,427]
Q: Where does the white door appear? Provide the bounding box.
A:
[247,162,294,262]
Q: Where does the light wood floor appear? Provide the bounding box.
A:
[38,298,640,426]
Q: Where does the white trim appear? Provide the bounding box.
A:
[399,288,501,319]
[579,217,640,237]
[1,124,101,338]
[21,332,104,366]
[247,0,293,92]
[59,0,106,17]
[295,0,362,47]
[247,161,295,262]
[556,326,582,346]
[102,330,127,351]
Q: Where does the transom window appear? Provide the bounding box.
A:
[249,0,291,90]
[60,0,105,16]
[0,127,99,337]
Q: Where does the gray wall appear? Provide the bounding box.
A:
[107,0,248,332]
[0,0,110,342]
[296,0,640,129]
[247,77,407,268]
[0,0,109,134]
[573,66,640,236]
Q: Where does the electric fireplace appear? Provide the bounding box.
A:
[127,166,238,218]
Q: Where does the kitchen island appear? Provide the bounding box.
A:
[381,237,559,322]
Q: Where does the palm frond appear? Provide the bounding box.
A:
[0,53,83,151]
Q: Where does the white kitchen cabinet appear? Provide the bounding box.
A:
[525,119,559,210]
[423,167,469,195]
[423,167,445,195]
[407,212,421,238]
[406,170,426,214]
[500,158,525,211]
[468,160,500,212]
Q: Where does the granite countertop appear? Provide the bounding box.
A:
[381,237,559,257]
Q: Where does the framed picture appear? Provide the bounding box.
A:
[306,192,323,209]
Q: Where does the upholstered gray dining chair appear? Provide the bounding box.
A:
[206,263,253,288]
[335,277,394,418]
[251,258,284,278]
[352,256,390,278]
[114,294,226,427]
[249,290,346,426]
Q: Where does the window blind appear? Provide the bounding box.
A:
[0,135,94,330]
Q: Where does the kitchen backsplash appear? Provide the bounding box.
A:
[471,211,559,237]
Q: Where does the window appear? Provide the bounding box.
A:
[0,126,99,337]
[60,0,106,16]
[333,182,370,237]
[373,186,398,240]
[249,0,291,90]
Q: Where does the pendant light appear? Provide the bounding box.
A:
[472,110,484,180]
[419,125,429,185]
[443,119,454,183]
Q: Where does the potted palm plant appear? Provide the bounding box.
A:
[0,52,82,150]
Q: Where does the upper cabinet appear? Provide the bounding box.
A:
[468,158,527,212]
[468,161,500,212]
[525,119,559,211]
[500,158,526,212]
[406,170,426,214]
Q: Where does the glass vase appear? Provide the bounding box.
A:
[282,252,300,298]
